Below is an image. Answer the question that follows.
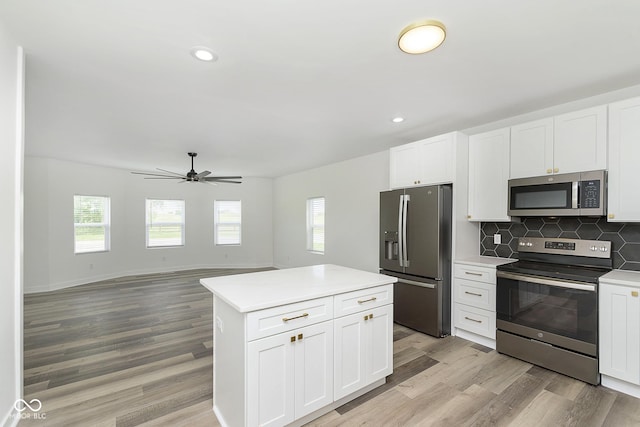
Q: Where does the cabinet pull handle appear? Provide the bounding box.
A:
[632,291,638,297]
[554,168,559,173]
[298,333,303,340]
[465,316,482,323]
[464,271,483,276]
[608,213,615,219]
[464,291,482,297]
[290,336,296,342]
[282,313,309,322]
[357,297,377,304]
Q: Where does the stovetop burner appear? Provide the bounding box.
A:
[497,260,610,284]
[496,237,613,284]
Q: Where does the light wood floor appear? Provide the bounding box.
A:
[22,269,640,426]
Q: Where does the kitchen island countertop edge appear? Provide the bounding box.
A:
[200,264,398,313]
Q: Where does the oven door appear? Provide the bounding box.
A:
[496,271,597,356]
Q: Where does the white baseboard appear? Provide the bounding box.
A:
[601,375,640,399]
[454,328,496,350]
[24,263,274,294]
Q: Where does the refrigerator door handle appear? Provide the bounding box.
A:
[398,194,404,267]
[402,194,410,267]
[398,278,436,289]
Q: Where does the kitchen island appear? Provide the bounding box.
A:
[201,264,397,427]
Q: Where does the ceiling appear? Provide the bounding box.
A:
[2,1,640,178]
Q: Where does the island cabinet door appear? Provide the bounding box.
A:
[248,320,333,427]
[334,311,366,400]
[368,304,393,381]
[247,334,295,427]
[334,304,393,400]
[294,321,334,418]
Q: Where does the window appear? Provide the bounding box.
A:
[74,195,110,254]
[146,199,185,247]
[214,200,242,245]
[307,197,325,253]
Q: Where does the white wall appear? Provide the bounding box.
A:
[0,25,23,427]
[273,151,389,272]
[24,157,273,292]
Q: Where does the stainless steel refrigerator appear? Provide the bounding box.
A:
[379,185,452,337]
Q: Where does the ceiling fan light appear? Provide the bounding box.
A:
[398,20,446,54]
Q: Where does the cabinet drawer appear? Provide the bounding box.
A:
[333,284,393,318]
[454,278,495,311]
[454,264,496,284]
[454,304,496,339]
[247,297,333,341]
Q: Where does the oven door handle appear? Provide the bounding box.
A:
[496,271,597,292]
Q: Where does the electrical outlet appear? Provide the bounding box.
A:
[494,234,502,244]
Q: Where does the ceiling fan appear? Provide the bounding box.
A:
[131,152,242,184]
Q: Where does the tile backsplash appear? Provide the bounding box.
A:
[480,217,640,271]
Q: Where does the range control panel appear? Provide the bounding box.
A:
[544,241,576,251]
[518,237,611,258]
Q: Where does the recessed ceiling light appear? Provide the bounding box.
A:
[398,20,446,54]
[392,117,405,123]
[190,46,218,62]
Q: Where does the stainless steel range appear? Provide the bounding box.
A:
[496,237,612,385]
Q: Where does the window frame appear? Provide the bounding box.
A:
[73,194,111,254]
[145,198,186,248]
[214,200,242,246]
[306,196,325,254]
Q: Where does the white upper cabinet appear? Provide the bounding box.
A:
[553,105,607,174]
[510,118,554,179]
[389,132,456,188]
[468,128,511,222]
[608,97,640,222]
[509,106,607,179]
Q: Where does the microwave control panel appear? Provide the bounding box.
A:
[580,180,600,209]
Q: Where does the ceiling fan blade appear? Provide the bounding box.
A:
[196,170,211,178]
[156,168,186,177]
[205,179,242,184]
[143,177,184,179]
[202,176,243,180]
[132,171,183,178]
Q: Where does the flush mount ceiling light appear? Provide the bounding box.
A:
[398,20,446,54]
[190,46,218,62]
[392,117,405,123]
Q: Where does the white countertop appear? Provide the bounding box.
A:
[600,269,640,287]
[455,256,517,268]
[200,264,398,313]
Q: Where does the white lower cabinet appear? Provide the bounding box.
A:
[248,321,334,427]
[599,280,640,385]
[334,304,393,400]
[214,283,394,427]
[452,259,514,348]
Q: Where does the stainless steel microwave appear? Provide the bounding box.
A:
[508,170,606,217]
